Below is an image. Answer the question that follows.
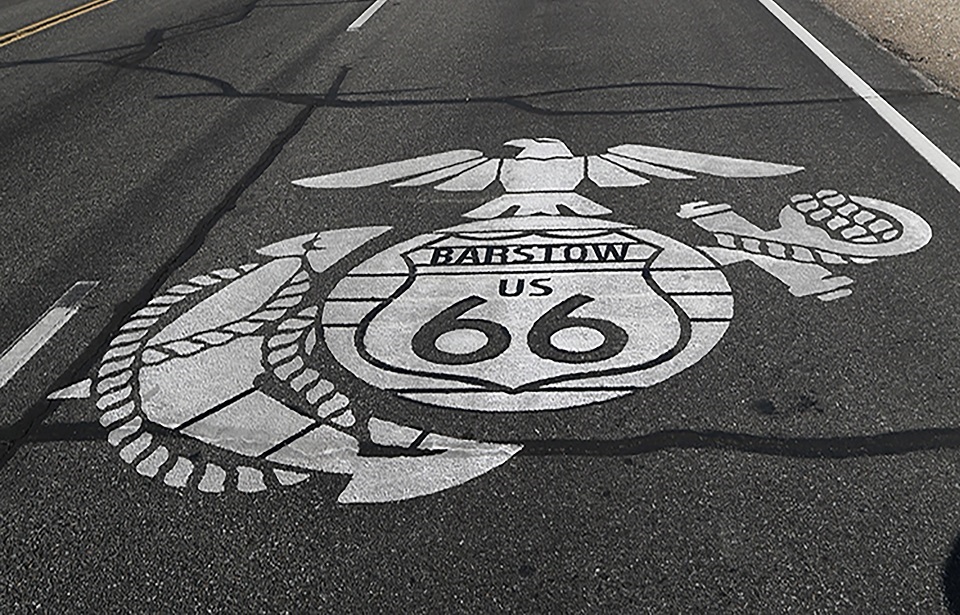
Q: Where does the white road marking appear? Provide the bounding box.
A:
[48,378,93,399]
[294,137,802,219]
[0,281,98,390]
[346,0,390,31]
[197,463,226,493]
[273,468,309,486]
[163,457,195,487]
[237,467,267,493]
[756,0,960,194]
[607,144,803,178]
[293,150,483,188]
[295,138,801,194]
[76,124,937,504]
[679,190,931,300]
[322,217,734,412]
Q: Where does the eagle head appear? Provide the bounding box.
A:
[504,138,574,160]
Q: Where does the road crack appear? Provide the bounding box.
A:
[0,66,349,469]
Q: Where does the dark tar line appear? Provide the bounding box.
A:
[0,67,352,469]
[14,419,960,463]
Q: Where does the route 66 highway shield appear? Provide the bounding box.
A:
[322,216,734,412]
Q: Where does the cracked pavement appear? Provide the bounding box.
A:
[2,0,960,611]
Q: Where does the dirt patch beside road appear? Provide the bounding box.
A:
[818,0,960,95]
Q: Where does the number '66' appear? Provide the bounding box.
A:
[411,295,628,366]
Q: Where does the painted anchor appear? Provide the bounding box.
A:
[63,226,522,503]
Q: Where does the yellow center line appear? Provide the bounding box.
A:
[0,0,118,49]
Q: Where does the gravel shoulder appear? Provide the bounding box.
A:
[818,0,960,96]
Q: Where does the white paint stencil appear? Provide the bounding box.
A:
[294,138,803,219]
[67,137,932,505]
[83,226,520,504]
[679,190,932,300]
[323,217,731,412]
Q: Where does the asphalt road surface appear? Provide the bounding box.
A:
[2,0,960,611]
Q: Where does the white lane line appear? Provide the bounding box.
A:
[347,0,389,31]
[757,0,960,194]
[0,281,98,389]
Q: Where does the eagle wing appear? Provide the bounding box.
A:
[292,149,500,192]
[293,143,803,192]
[587,143,804,187]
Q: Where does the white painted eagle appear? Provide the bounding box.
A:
[293,137,803,218]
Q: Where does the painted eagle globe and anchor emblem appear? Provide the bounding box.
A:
[60,137,932,504]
